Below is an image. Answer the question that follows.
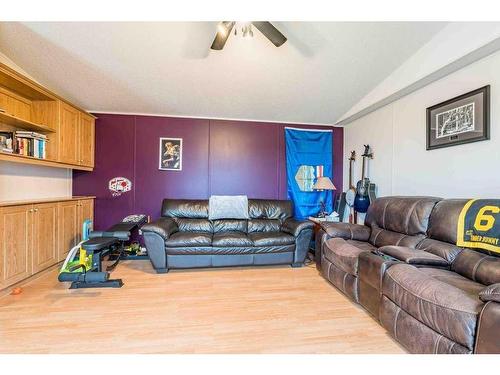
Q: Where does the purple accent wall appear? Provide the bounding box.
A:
[73,114,343,230]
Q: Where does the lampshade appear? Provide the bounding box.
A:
[312,176,336,191]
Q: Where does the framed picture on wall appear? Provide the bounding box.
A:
[159,137,182,171]
[426,85,490,150]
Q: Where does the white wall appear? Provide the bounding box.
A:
[339,23,500,124]
[0,51,72,201]
[344,49,500,199]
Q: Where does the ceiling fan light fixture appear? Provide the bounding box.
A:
[242,24,254,39]
[217,23,227,37]
[211,21,285,50]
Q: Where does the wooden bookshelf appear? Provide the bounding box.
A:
[0,151,92,171]
[0,111,55,133]
[0,60,95,170]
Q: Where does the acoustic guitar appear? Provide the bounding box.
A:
[345,151,356,223]
[353,145,373,214]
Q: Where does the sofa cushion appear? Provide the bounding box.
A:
[212,219,248,233]
[248,232,295,246]
[383,264,484,350]
[418,268,485,297]
[365,196,441,236]
[212,231,253,247]
[323,237,367,276]
[248,199,293,220]
[175,218,213,233]
[451,248,500,286]
[369,227,425,248]
[162,199,209,218]
[346,239,376,252]
[165,231,213,247]
[248,219,281,233]
[426,199,468,244]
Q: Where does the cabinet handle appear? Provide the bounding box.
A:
[34,208,38,212]
[29,209,34,212]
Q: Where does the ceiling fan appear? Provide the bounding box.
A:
[211,21,287,50]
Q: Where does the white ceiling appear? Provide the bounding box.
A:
[0,22,447,124]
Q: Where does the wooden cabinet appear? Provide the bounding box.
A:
[76,199,94,244]
[58,102,80,165]
[57,198,94,262]
[79,113,95,168]
[0,205,32,289]
[57,201,79,262]
[32,202,58,274]
[0,197,94,291]
[57,103,95,168]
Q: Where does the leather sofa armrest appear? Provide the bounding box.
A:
[479,283,500,303]
[281,218,314,237]
[141,217,178,240]
[475,300,500,353]
[378,246,449,267]
[319,222,370,241]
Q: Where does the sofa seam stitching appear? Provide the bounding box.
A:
[434,333,443,354]
[393,305,401,339]
[471,256,487,282]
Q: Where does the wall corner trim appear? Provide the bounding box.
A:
[337,36,500,126]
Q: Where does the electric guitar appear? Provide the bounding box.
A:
[345,151,356,223]
[353,145,373,214]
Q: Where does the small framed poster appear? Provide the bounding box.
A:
[159,138,182,171]
[426,85,490,150]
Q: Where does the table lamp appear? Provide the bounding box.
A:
[312,176,336,217]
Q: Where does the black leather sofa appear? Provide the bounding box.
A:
[142,199,314,273]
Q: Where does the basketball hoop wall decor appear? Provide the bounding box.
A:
[109,177,132,197]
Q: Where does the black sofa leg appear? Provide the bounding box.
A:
[155,268,169,274]
[291,262,303,268]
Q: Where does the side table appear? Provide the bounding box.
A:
[308,216,340,262]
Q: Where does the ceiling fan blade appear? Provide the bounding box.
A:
[210,21,235,50]
[252,22,287,47]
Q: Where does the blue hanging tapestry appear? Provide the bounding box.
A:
[285,127,333,220]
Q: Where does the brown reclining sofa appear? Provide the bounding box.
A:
[317,196,500,354]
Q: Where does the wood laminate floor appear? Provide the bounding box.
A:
[0,261,405,353]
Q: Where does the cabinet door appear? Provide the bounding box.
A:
[32,202,58,273]
[58,102,80,165]
[0,205,33,288]
[57,201,80,262]
[77,199,94,242]
[79,113,95,168]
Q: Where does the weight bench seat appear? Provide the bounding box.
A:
[82,237,119,252]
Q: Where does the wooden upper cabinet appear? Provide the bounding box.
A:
[0,205,33,288]
[79,112,95,168]
[58,102,80,165]
[0,62,96,171]
[32,202,58,274]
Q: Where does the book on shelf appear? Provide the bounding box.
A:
[0,130,48,159]
[13,135,47,159]
[0,131,14,154]
[14,130,47,139]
